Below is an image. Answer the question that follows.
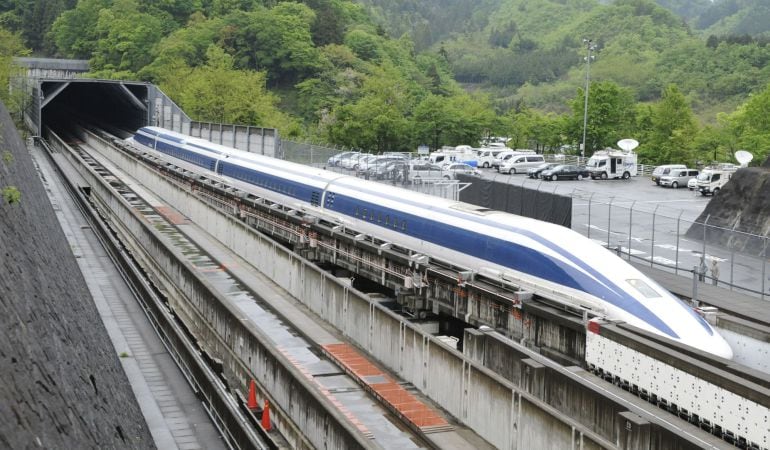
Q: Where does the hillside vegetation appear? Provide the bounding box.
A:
[0,0,768,166]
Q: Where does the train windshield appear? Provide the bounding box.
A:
[626,279,661,299]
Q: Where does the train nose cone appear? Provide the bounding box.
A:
[693,332,733,360]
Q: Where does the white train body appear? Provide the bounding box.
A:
[128,126,733,359]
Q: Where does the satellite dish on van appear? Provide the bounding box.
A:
[617,139,639,152]
[735,150,753,167]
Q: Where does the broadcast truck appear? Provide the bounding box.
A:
[696,163,738,196]
[586,148,637,180]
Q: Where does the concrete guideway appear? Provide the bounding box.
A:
[60,132,456,448]
[74,129,631,449]
[29,143,226,450]
[87,138,478,449]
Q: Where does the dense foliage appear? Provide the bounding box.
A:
[0,0,767,164]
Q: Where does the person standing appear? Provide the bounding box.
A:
[698,257,707,282]
[711,259,720,286]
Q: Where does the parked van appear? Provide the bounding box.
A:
[477,148,505,168]
[499,154,545,174]
[651,164,687,185]
[403,162,444,183]
[659,168,699,188]
[492,149,535,170]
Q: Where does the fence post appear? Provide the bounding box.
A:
[762,236,768,301]
[606,197,615,247]
[675,211,683,275]
[627,200,635,261]
[702,214,711,262]
[587,192,595,239]
[729,222,738,290]
[692,266,699,307]
[650,204,660,267]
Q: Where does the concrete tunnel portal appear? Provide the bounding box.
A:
[34,79,156,138]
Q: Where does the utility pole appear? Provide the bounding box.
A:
[581,39,597,159]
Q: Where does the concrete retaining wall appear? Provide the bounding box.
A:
[79,133,617,449]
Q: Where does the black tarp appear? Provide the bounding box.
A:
[457,175,572,227]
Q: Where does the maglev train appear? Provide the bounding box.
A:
[129,126,734,359]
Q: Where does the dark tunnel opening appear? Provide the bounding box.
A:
[42,81,150,138]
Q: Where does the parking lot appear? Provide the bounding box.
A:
[477,168,711,221]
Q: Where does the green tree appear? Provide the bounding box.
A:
[443,93,497,147]
[0,0,74,52]
[344,28,382,62]
[412,94,455,150]
[159,45,301,136]
[639,84,699,164]
[727,82,770,163]
[567,81,636,154]
[324,63,415,152]
[138,13,225,81]
[226,3,322,83]
[504,106,538,150]
[50,0,110,59]
[0,27,30,120]
[89,0,164,76]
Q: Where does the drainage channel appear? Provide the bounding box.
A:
[70,143,431,449]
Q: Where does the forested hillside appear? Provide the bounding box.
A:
[0,0,768,167]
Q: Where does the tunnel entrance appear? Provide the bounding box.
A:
[38,80,151,138]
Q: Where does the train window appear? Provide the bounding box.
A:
[362,208,367,219]
[385,215,390,225]
[377,213,382,223]
[626,279,661,299]
[401,220,406,231]
[355,207,360,217]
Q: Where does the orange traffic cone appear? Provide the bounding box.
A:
[247,380,258,410]
[261,399,271,431]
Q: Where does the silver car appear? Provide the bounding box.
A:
[442,163,482,179]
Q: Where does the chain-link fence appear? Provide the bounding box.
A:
[281,141,768,299]
[282,139,351,167]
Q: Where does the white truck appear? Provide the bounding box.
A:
[696,164,738,196]
[428,148,478,167]
[586,149,637,179]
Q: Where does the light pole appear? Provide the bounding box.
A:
[581,39,597,159]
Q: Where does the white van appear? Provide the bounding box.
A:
[477,148,505,168]
[499,154,545,174]
[651,164,687,185]
[492,149,535,170]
